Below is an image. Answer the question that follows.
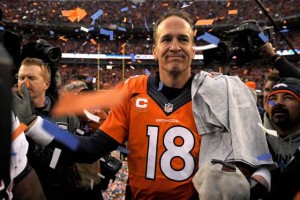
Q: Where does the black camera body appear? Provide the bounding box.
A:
[21,39,62,65]
[203,20,273,66]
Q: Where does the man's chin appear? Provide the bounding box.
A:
[272,117,290,127]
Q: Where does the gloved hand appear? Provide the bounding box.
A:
[12,83,37,126]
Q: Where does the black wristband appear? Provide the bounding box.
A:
[271,54,281,64]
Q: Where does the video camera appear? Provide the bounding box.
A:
[21,39,62,65]
[203,20,274,66]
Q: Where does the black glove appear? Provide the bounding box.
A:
[12,83,37,125]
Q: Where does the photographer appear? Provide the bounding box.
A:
[21,39,62,101]
[16,58,80,200]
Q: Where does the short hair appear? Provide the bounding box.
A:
[153,9,194,44]
[21,57,51,81]
[264,70,280,86]
[63,80,88,92]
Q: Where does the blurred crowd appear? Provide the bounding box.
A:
[1,0,300,54]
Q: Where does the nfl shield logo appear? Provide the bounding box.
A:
[164,103,173,113]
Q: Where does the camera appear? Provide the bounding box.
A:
[21,39,62,64]
[203,20,274,66]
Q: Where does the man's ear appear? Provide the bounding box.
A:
[44,80,50,90]
[152,45,157,60]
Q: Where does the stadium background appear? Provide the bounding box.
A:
[1,0,300,199]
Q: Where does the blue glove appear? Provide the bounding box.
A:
[12,83,37,125]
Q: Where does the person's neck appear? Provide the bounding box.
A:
[159,70,191,89]
[33,95,46,108]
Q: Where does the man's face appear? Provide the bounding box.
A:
[18,64,49,99]
[267,92,300,131]
[153,16,195,76]
[263,80,273,110]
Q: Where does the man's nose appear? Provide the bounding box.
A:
[170,39,181,52]
[274,97,284,105]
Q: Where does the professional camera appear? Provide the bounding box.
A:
[203,20,273,66]
[21,39,62,64]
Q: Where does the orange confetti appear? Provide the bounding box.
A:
[137,60,142,63]
[61,10,75,17]
[163,3,168,6]
[90,38,97,45]
[12,123,27,141]
[75,7,87,22]
[218,16,225,20]
[195,19,214,26]
[52,90,125,116]
[61,7,87,22]
[123,17,127,22]
[226,2,231,7]
[59,36,68,42]
[228,10,238,15]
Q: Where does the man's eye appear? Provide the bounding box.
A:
[284,95,294,100]
[180,38,188,42]
[269,96,276,101]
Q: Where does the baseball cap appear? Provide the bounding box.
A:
[192,160,250,200]
[268,77,300,102]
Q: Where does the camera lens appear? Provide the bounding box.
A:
[47,47,61,62]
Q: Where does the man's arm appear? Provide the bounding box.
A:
[263,42,300,78]
[26,116,120,163]
[13,83,120,163]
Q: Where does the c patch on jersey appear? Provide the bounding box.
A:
[134,97,149,112]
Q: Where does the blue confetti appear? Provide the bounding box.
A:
[280,29,289,33]
[130,53,136,62]
[49,30,54,35]
[268,100,276,106]
[0,27,4,31]
[144,17,150,32]
[258,32,269,42]
[196,35,204,41]
[145,69,151,75]
[88,27,95,31]
[118,27,126,32]
[158,82,163,91]
[91,9,103,20]
[257,153,272,161]
[131,5,137,9]
[121,7,129,12]
[91,9,103,25]
[100,28,114,41]
[42,119,80,151]
[201,32,220,46]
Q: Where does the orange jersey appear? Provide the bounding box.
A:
[101,75,201,200]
